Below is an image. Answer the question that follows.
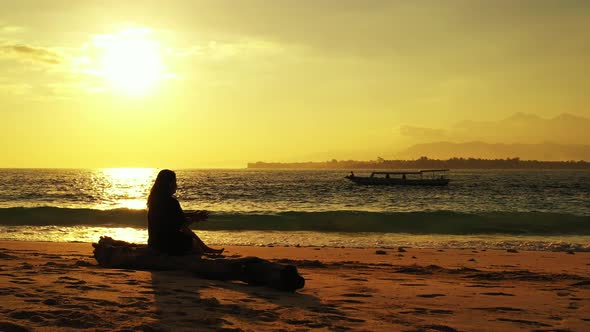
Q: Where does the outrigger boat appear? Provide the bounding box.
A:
[345,169,450,186]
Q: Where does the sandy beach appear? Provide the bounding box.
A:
[0,240,589,331]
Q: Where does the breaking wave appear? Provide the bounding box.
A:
[0,207,589,235]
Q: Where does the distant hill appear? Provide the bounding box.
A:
[450,113,590,145]
[398,113,590,146]
[395,141,590,161]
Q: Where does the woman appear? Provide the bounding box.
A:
[147,169,224,256]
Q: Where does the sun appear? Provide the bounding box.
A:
[94,28,164,95]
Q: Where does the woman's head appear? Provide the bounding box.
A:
[147,169,177,208]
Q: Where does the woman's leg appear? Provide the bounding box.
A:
[190,238,205,255]
[182,227,224,254]
[192,232,224,254]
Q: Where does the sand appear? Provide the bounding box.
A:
[0,241,589,331]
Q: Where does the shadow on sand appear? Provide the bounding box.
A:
[147,269,342,331]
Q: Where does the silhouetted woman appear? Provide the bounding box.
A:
[147,169,224,256]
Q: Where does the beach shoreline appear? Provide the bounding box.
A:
[1,240,589,331]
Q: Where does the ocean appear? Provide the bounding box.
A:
[0,168,589,251]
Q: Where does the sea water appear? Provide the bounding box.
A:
[0,168,589,251]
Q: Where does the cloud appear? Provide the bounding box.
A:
[449,113,590,145]
[0,26,25,34]
[166,39,284,61]
[400,113,590,146]
[0,41,86,99]
[0,43,63,64]
[0,83,32,95]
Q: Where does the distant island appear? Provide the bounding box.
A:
[247,157,590,169]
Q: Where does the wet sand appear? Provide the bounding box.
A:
[0,240,589,331]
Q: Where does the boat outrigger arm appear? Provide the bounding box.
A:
[345,169,450,186]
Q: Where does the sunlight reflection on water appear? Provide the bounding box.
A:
[94,168,157,210]
[0,226,147,243]
[1,226,589,252]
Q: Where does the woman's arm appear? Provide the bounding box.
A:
[185,210,209,223]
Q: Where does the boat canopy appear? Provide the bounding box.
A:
[372,171,421,175]
[371,169,449,176]
[347,169,450,185]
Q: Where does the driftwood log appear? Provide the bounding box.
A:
[92,237,305,292]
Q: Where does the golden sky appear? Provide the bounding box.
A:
[1,1,589,167]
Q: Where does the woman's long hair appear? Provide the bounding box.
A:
[147,169,176,209]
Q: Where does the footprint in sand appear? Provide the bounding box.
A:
[482,292,515,296]
[101,272,131,277]
[308,304,341,315]
[67,285,97,291]
[43,262,67,267]
[0,273,18,277]
[117,297,151,310]
[24,299,42,303]
[0,252,18,259]
[16,263,34,270]
[248,292,278,300]
[567,302,580,310]
[74,260,95,267]
[10,309,107,329]
[77,284,115,292]
[400,283,428,286]
[238,298,256,303]
[14,293,38,299]
[93,283,113,289]
[42,299,59,306]
[496,318,551,328]
[338,299,365,304]
[54,276,91,289]
[119,296,151,302]
[472,307,523,312]
[340,293,373,298]
[63,282,88,289]
[42,255,63,259]
[285,318,314,326]
[347,286,377,293]
[571,280,590,287]
[417,294,446,298]
[56,276,78,281]
[113,280,139,285]
[466,283,506,288]
[347,277,368,282]
[0,321,30,332]
[400,308,454,315]
[9,277,35,285]
[327,315,366,323]
[419,324,459,332]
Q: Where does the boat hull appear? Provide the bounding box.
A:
[345,176,449,186]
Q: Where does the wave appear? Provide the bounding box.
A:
[0,207,589,235]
